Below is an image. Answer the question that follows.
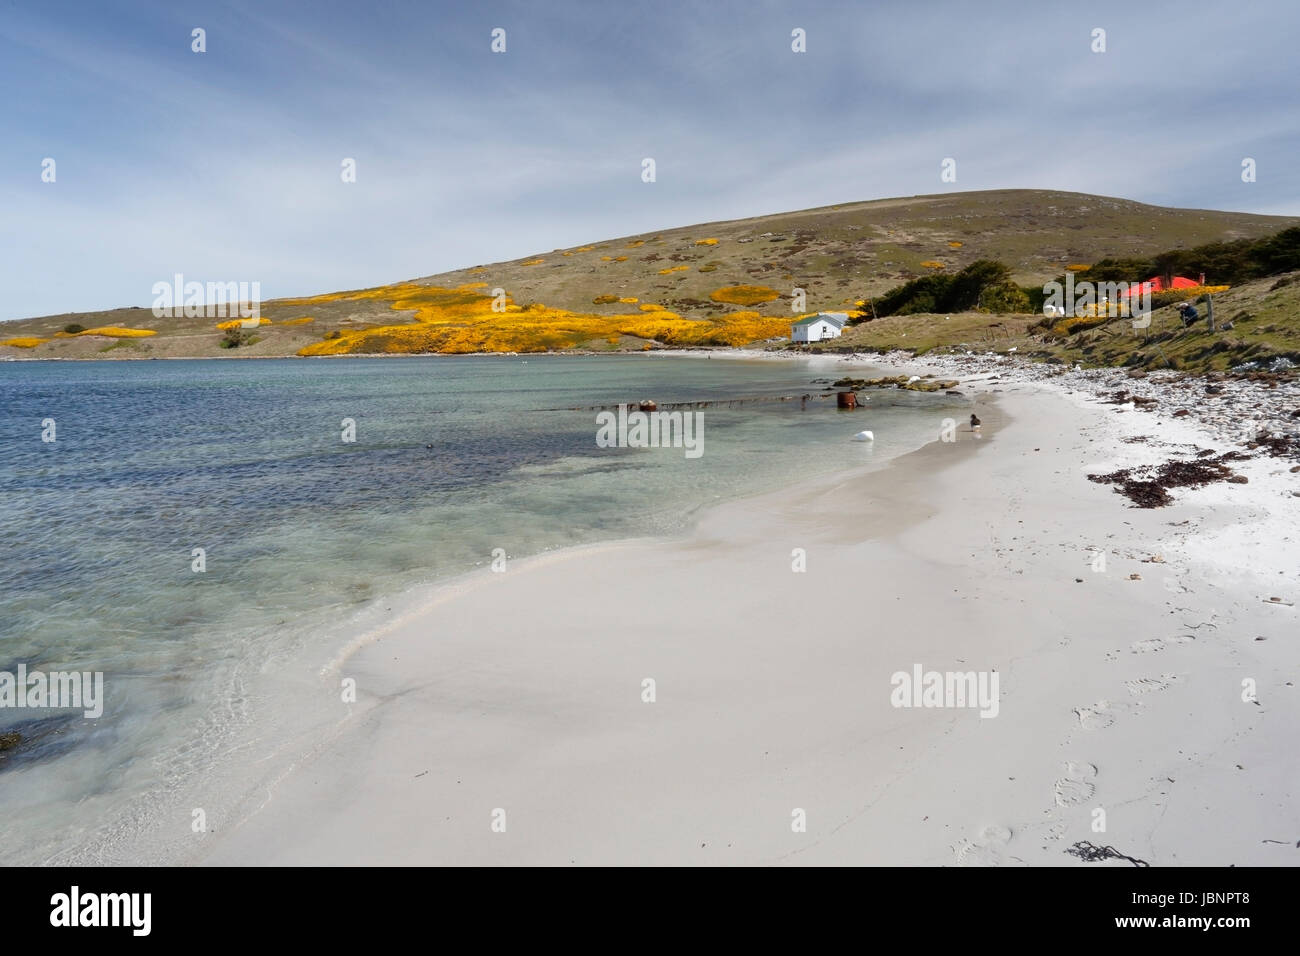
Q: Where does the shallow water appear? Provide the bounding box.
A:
[0,353,964,863]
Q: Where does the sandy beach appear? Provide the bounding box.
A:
[195,362,1300,866]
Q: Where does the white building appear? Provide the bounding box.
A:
[791,312,848,343]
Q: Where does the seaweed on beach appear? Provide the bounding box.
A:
[1247,430,1300,460]
[1065,841,1150,867]
[1087,452,1248,508]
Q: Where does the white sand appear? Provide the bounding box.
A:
[199,376,1300,866]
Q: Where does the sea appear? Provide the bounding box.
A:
[0,353,964,863]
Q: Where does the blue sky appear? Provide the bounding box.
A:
[2,0,1298,321]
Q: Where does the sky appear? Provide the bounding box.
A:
[2,0,1299,321]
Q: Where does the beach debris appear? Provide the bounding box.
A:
[1065,841,1150,867]
[1087,452,1249,508]
[638,399,657,412]
[1247,430,1300,460]
[558,393,834,412]
[853,430,874,442]
[832,375,959,393]
[1129,573,1142,581]
[837,391,858,409]
[1266,597,1294,606]
[0,732,20,751]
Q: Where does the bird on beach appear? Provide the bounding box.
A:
[970,413,982,430]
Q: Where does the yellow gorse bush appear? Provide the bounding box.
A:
[694,238,719,246]
[2,337,47,347]
[294,283,788,355]
[277,316,315,326]
[215,317,269,330]
[658,265,689,275]
[920,260,945,270]
[1048,315,1113,335]
[78,326,157,337]
[709,285,780,306]
[948,241,963,248]
[521,259,544,267]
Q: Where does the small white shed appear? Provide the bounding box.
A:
[791,312,848,343]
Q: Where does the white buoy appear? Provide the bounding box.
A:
[907,375,920,383]
[853,430,874,442]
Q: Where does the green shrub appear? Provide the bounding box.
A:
[870,260,1027,316]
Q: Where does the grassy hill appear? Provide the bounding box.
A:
[4,189,1298,360]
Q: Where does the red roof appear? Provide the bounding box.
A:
[1119,276,1199,297]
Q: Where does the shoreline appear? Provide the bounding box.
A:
[195,359,1299,865]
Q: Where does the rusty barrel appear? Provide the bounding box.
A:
[836,391,857,409]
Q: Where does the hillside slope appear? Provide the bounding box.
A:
[4,189,1297,360]
[823,270,1300,375]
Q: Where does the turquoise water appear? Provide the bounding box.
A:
[0,354,963,863]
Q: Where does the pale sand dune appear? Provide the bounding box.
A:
[200,382,1300,866]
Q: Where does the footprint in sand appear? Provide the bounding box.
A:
[1124,674,1183,696]
[1130,635,1195,654]
[1073,700,1128,731]
[1053,761,1098,807]
[1130,638,1165,654]
[952,824,1013,867]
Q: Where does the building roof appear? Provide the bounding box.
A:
[791,312,849,327]
[1119,276,1200,297]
